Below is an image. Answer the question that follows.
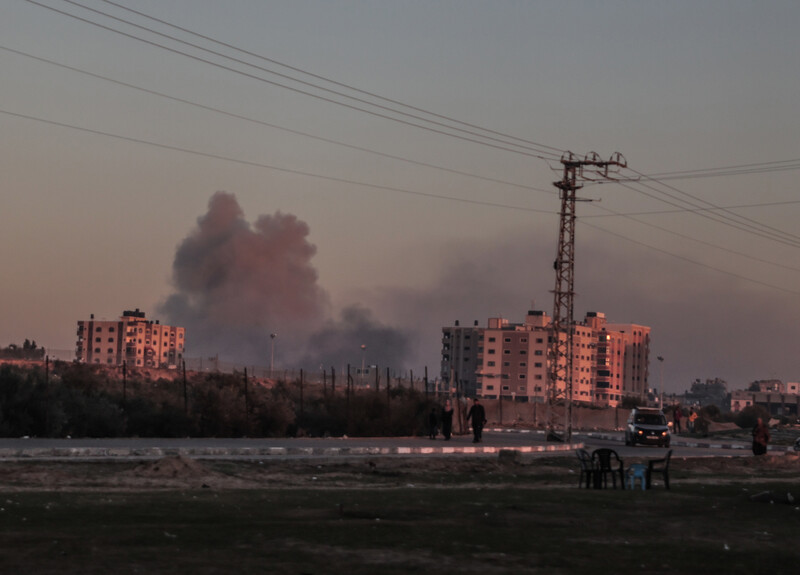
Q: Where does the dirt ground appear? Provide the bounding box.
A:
[1,451,798,493]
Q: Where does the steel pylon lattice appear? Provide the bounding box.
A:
[546,151,628,443]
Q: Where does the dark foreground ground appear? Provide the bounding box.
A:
[1,453,799,574]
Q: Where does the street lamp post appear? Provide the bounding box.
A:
[657,356,664,409]
[270,333,277,379]
[360,344,366,388]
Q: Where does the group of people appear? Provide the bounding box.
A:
[429,397,488,443]
[672,405,700,434]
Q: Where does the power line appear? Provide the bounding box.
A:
[587,202,800,274]
[96,0,566,159]
[0,107,557,215]
[630,168,800,246]
[0,44,554,197]
[26,0,563,162]
[615,175,800,249]
[583,199,800,219]
[643,158,800,181]
[580,218,800,296]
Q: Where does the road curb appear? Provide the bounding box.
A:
[584,432,796,453]
[0,442,583,460]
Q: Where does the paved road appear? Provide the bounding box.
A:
[1,427,785,460]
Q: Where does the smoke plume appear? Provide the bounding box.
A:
[159,192,412,370]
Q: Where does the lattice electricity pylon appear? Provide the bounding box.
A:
[546,151,628,442]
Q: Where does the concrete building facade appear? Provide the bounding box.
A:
[76,309,185,368]
[441,309,651,408]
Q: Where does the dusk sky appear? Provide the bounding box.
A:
[2,1,799,392]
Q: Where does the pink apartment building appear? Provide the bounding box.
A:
[441,309,651,408]
[76,308,185,368]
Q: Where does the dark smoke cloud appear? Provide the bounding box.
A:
[301,305,412,371]
[159,192,413,370]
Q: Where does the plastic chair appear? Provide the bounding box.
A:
[575,448,595,488]
[646,449,673,490]
[592,448,625,489]
[627,463,648,490]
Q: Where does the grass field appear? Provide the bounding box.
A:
[1,453,798,574]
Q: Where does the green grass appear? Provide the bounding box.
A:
[1,480,799,574]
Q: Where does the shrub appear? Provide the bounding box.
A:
[735,405,770,429]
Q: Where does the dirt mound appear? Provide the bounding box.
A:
[133,455,209,478]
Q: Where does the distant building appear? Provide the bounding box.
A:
[440,320,482,398]
[730,380,800,417]
[76,309,185,368]
[441,309,650,408]
[684,378,730,411]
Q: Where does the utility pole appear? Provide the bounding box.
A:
[547,151,628,443]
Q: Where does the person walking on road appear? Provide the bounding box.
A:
[688,409,698,434]
[673,405,683,434]
[428,408,438,440]
[466,397,487,443]
[441,399,454,440]
[752,417,770,456]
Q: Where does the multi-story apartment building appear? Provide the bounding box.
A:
[441,309,650,408]
[76,309,185,368]
[440,320,481,398]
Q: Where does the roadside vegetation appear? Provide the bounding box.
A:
[0,361,439,439]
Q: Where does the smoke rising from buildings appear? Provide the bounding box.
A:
[159,192,412,370]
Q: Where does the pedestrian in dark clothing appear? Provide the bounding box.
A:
[428,408,438,440]
[466,397,487,443]
[673,405,683,434]
[752,417,770,456]
[441,399,454,440]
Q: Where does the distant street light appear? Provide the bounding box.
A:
[270,333,277,379]
[657,356,664,409]
[360,344,366,387]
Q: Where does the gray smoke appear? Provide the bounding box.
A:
[301,304,412,371]
[159,192,412,370]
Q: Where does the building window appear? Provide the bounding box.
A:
[488,349,496,355]
[487,361,495,367]
[519,350,527,355]
[504,337,511,343]
[486,385,494,391]
[488,337,496,343]
[534,350,543,356]
[504,349,511,355]
[95,327,103,332]
[519,374,526,379]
